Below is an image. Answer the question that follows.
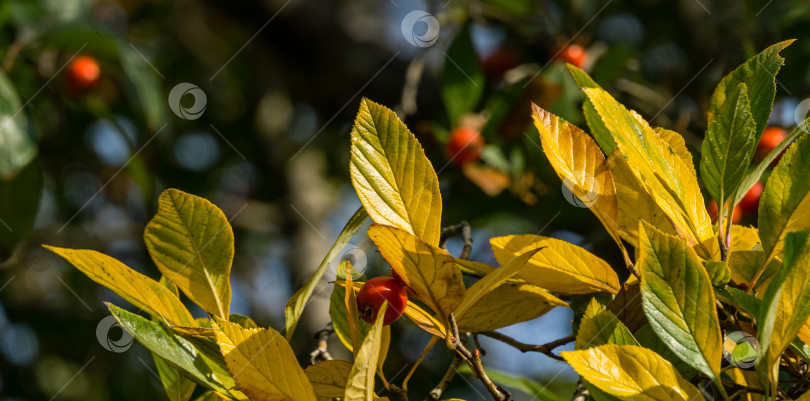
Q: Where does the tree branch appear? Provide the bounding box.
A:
[425,355,462,401]
[309,322,334,364]
[440,221,472,259]
[447,314,510,401]
[478,331,574,361]
[571,380,589,401]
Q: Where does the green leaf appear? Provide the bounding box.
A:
[107,303,245,400]
[0,68,36,179]
[153,354,196,401]
[349,99,443,246]
[144,188,234,319]
[442,24,484,125]
[757,229,810,389]
[118,42,167,130]
[700,83,758,205]
[0,159,41,256]
[575,298,638,349]
[456,364,566,401]
[715,287,761,318]
[567,64,616,155]
[344,303,388,401]
[702,260,731,287]
[562,345,706,401]
[329,278,370,353]
[285,206,368,340]
[758,134,810,262]
[637,222,724,393]
[212,317,316,401]
[46,246,195,326]
[707,40,793,142]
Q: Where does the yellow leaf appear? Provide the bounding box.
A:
[731,225,761,252]
[584,88,713,252]
[490,234,619,294]
[402,300,447,338]
[532,104,628,261]
[350,98,442,246]
[368,225,465,320]
[212,318,316,401]
[575,298,638,349]
[562,345,706,401]
[757,230,810,388]
[44,246,194,326]
[453,248,541,320]
[343,263,361,355]
[607,148,679,246]
[144,189,233,318]
[456,282,566,332]
[654,127,697,179]
[304,360,352,401]
[345,303,388,401]
[727,368,762,401]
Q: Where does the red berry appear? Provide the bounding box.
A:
[68,55,101,90]
[738,182,764,213]
[756,126,788,162]
[445,127,484,166]
[356,277,407,325]
[559,45,586,68]
[708,200,742,224]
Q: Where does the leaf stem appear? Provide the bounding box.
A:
[478,331,573,361]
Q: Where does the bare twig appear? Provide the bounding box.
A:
[426,355,462,401]
[440,221,472,259]
[394,53,426,119]
[447,314,510,401]
[478,331,574,361]
[571,380,589,401]
[309,322,334,364]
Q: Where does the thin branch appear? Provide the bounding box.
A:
[440,221,472,259]
[448,314,510,401]
[721,379,766,395]
[426,355,462,401]
[571,380,589,401]
[478,331,574,361]
[309,322,334,364]
[394,53,426,119]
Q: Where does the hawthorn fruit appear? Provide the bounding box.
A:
[356,276,407,325]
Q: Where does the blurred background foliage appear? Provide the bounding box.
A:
[0,0,809,399]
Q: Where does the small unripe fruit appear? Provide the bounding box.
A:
[68,55,101,90]
[356,276,407,325]
[445,127,484,166]
[738,182,764,213]
[559,44,586,68]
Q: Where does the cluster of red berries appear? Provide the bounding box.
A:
[706,126,788,222]
[356,273,408,325]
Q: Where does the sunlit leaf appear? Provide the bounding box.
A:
[107,304,245,400]
[368,224,465,320]
[144,189,233,318]
[285,207,368,340]
[562,345,706,401]
[345,303,388,401]
[758,134,810,264]
[350,99,442,246]
[637,222,724,388]
[490,234,619,294]
[154,354,196,401]
[304,360,352,401]
[575,298,638,349]
[532,104,627,262]
[456,282,566,332]
[330,276,370,353]
[700,83,757,205]
[402,299,447,337]
[757,229,810,388]
[46,246,194,326]
[212,317,315,401]
[654,127,697,179]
